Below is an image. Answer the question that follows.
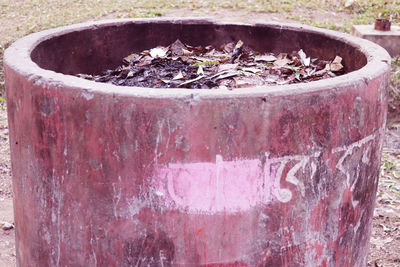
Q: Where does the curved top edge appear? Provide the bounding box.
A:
[4,17,391,99]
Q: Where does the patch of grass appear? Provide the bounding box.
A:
[381,151,400,180]
[0,0,180,48]
[290,0,400,32]
[287,13,352,32]
[388,56,400,120]
[390,56,400,100]
[0,0,179,97]
[346,0,400,25]
[0,0,344,49]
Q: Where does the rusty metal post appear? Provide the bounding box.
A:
[374,18,391,31]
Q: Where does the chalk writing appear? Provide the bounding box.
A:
[153,130,380,214]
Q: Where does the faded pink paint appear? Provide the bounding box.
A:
[154,155,278,213]
[5,19,390,266]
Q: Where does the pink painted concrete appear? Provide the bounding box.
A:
[4,18,391,266]
[154,155,277,213]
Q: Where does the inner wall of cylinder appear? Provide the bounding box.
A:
[31,22,367,77]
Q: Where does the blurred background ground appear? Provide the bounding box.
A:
[0,0,399,266]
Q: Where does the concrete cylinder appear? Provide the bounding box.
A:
[4,19,390,266]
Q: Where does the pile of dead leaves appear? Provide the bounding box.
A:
[78,39,345,89]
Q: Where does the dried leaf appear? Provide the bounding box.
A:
[193,60,220,66]
[138,55,153,66]
[263,75,279,83]
[182,48,193,56]
[205,48,217,56]
[123,54,137,65]
[221,42,235,53]
[219,56,230,63]
[305,67,316,77]
[298,49,311,67]
[218,63,238,72]
[173,71,185,80]
[295,72,301,81]
[178,56,192,63]
[197,65,204,75]
[241,67,262,74]
[234,76,264,88]
[298,49,306,60]
[80,39,346,89]
[95,75,112,82]
[313,63,331,76]
[186,45,207,53]
[119,66,131,77]
[140,50,150,56]
[277,53,288,60]
[211,70,240,81]
[330,56,343,72]
[231,40,244,62]
[304,58,311,67]
[153,80,163,85]
[328,71,336,77]
[234,40,244,50]
[292,57,302,66]
[333,56,343,63]
[274,58,292,67]
[178,75,205,87]
[284,65,301,71]
[150,47,167,58]
[170,39,187,56]
[255,55,277,62]
[126,70,135,78]
[313,70,327,77]
[191,56,216,62]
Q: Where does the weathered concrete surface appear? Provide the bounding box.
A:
[353,24,400,57]
[4,19,391,266]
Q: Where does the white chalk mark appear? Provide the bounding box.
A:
[275,188,292,203]
[90,235,98,267]
[154,130,380,213]
[165,120,171,152]
[167,170,185,208]
[272,151,320,201]
[112,176,122,217]
[215,154,223,211]
[154,120,165,165]
[159,250,166,267]
[362,145,371,164]
[333,132,376,188]
[82,90,94,100]
[310,162,317,180]
[273,158,291,202]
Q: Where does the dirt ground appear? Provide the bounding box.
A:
[368,121,400,267]
[0,8,399,267]
[0,105,14,267]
